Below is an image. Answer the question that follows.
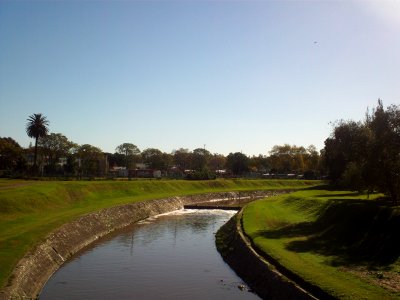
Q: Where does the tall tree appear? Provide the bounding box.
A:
[249,155,269,173]
[0,137,25,171]
[191,148,211,171]
[38,133,76,174]
[226,152,249,175]
[208,153,227,171]
[26,113,49,168]
[77,144,104,177]
[268,144,307,174]
[173,148,191,171]
[142,148,170,170]
[323,100,400,203]
[115,143,140,169]
[366,101,400,203]
[324,120,371,185]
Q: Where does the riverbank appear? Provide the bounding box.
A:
[216,211,316,300]
[0,191,272,299]
[0,178,320,292]
[239,189,400,299]
[0,179,320,299]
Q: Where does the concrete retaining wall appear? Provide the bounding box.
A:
[216,212,319,300]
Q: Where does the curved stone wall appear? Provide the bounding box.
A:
[216,211,320,300]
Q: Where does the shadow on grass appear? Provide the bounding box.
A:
[255,198,400,267]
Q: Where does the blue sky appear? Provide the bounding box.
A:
[1,1,399,156]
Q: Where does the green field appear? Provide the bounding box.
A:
[242,188,400,299]
[0,178,319,289]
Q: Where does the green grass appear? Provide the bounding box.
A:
[243,188,400,299]
[0,178,320,289]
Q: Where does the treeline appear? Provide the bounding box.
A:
[0,138,323,179]
[323,100,400,204]
[0,114,323,179]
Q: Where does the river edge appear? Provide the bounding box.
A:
[0,190,280,300]
[216,210,333,300]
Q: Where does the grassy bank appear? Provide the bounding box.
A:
[242,188,400,299]
[0,178,319,289]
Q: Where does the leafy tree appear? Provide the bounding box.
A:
[249,154,269,173]
[64,152,79,175]
[268,144,308,174]
[108,152,126,168]
[141,148,171,170]
[191,148,211,171]
[324,120,371,185]
[25,113,49,168]
[365,101,400,204]
[323,100,400,204]
[304,145,320,175]
[38,133,76,174]
[208,153,227,171]
[226,152,249,175]
[77,144,104,177]
[115,143,140,169]
[173,148,191,171]
[0,137,25,171]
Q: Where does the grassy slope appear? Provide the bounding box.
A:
[243,188,400,299]
[0,178,319,289]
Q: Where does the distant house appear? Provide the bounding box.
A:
[215,169,231,178]
[108,166,128,177]
[129,169,161,178]
[135,163,148,170]
[262,173,297,179]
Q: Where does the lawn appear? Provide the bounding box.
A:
[242,188,400,299]
[0,178,320,289]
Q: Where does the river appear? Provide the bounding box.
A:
[40,209,260,299]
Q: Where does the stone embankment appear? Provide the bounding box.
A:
[0,190,278,300]
[216,211,329,300]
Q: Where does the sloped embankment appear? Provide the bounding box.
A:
[0,190,273,300]
[216,211,317,300]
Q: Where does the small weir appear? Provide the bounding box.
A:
[184,205,241,210]
[40,208,260,300]
[184,195,258,211]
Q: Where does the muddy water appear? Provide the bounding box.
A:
[40,209,260,299]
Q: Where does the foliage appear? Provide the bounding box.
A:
[172,148,191,171]
[225,152,249,175]
[249,154,269,173]
[243,189,397,299]
[0,137,25,171]
[77,144,104,177]
[324,100,400,204]
[8,113,330,179]
[267,144,320,175]
[25,113,49,168]
[185,169,216,180]
[115,143,140,169]
[107,152,126,168]
[191,148,211,171]
[38,133,77,174]
[141,148,172,170]
[208,153,226,171]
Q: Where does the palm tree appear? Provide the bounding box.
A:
[26,113,49,168]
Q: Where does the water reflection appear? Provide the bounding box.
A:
[40,209,260,300]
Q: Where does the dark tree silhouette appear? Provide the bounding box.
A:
[26,113,49,168]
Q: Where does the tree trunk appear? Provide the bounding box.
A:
[33,137,38,168]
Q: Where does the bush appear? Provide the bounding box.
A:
[340,162,365,192]
[186,169,216,180]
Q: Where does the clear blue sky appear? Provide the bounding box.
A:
[1,1,399,156]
